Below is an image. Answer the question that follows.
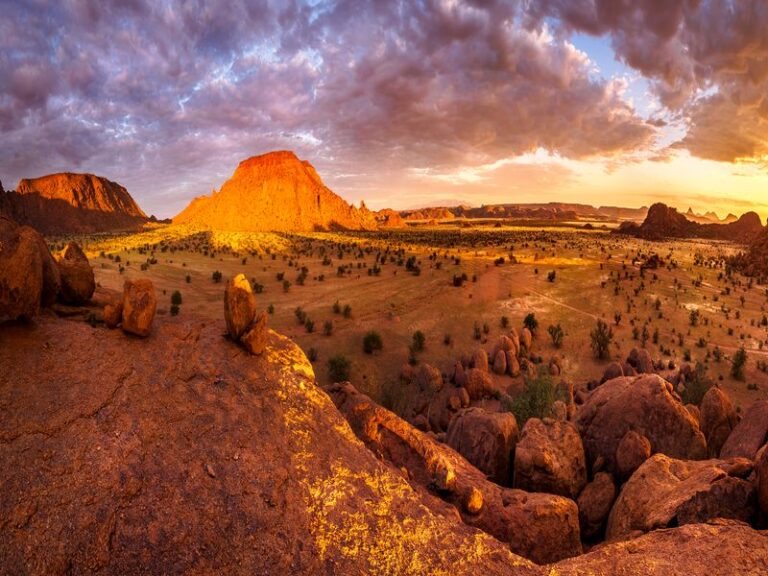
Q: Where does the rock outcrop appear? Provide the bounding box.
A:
[55,242,95,305]
[575,374,707,474]
[719,400,768,460]
[1,173,147,235]
[121,279,157,337]
[700,386,738,458]
[445,408,518,485]
[576,472,616,540]
[325,382,582,564]
[0,216,61,320]
[173,151,378,232]
[552,522,768,575]
[513,418,587,499]
[616,202,764,243]
[0,317,542,575]
[375,208,407,228]
[606,454,756,540]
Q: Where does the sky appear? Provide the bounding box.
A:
[1,0,767,219]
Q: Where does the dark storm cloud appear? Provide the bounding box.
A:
[1,0,667,214]
[527,0,768,163]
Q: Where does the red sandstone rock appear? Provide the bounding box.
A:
[173,151,378,232]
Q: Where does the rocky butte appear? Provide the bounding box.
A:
[0,173,147,235]
[173,150,378,232]
[617,202,764,243]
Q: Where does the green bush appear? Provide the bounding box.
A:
[680,362,713,406]
[328,354,351,382]
[502,370,561,427]
[363,331,383,354]
[731,347,747,381]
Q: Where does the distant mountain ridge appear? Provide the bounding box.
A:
[616,202,763,242]
[173,151,378,232]
[399,203,648,222]
[0,173,147,235]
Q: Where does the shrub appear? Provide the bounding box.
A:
[170,304,180,316]
[282,279,291,292]
[590,319,613,359]
[411,330,426,352]
[267,303,275,314]
[212,270,222,283]
[171,290,182,306]
[185,274,191,284]
[500,316,509,329]
[731,347,747,380]
[502,370,560,427]
[333,300,341,314]
[547,324,564,348]
[343,304,352,318]
[547,270,556,282]
[323,320,333,336]
[363,331,383,354]
[304,319,315,333]
[523,313,538,334]
[328,354,351,382]
[680,362,713,406]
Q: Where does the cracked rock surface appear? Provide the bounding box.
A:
[0,316,537,575]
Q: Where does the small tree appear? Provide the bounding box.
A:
[171,290,182,306]
[411,330,426,352]
[343,304,352,318]
[212,270,222,283]
[328,354,351,382]
[323,320,334,336]
[363,331,383,354]
[333,300,342,314]
[523,313,538,334]
[500,316,509,329]
[731,347,747,381]
[547,324,564,348]
[590,319,613,360]
[503,370,560,427]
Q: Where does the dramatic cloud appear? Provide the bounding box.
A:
[0,0,658,214]
[527,0,768,164]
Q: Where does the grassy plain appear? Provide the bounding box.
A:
[73,223,768,413]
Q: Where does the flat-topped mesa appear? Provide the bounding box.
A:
[173,150,378,232]
[2,172,147,235]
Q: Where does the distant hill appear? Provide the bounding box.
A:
[0,173,147,235]
[174,151,377,232]
[616,202,763,242]
[399,202,649,222]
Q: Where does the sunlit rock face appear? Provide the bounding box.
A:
[0,316,538,575]
[2,173,147,235]
[173,150,378,232]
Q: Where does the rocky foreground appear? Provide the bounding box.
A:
[2,316,767,575]
[2,215,768,574]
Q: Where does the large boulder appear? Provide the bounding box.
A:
[0,217,55,320]
[492,349,507,375]
[426,384,469,432]
[241,311,268,355]
[513,418,587,499]
[577,472,616,539]
[56,242,95,305]
[615,430,652,482]
[720,400,768,460]
[699,386,738,458]
[601,362,624,383]
[553,522,768,575]
[121,279,157,337]
[326,383,582,564]
[627,347,654,374]
[606,454,756,541]
[472,348,489,372]
[463,367,496,400]
[445,408,518,485]
[224,273,257,340]
[757,446,768,515]
[575,375,707,474]
[0,317,538,575]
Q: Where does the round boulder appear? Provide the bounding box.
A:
[121,279,157,337]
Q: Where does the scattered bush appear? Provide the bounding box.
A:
[363,331,383,354]
[590,319,613,360]
[547,324,564,348]
[328,354,350,382]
